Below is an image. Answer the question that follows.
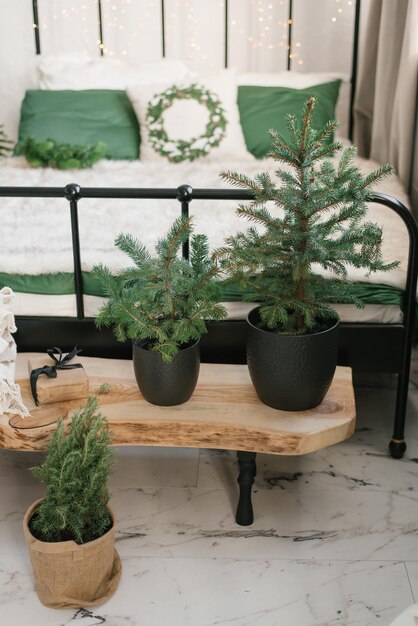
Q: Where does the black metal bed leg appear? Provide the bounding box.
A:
[389,373,409,459]
[235,451,257,526]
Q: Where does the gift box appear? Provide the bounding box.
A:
[28,347,89,405]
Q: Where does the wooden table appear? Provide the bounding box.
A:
[1,354,356,525]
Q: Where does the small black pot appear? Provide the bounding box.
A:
[132,339,200,406]
[246,307,340,411]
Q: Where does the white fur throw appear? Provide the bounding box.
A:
[0,288,29,417]
[0,155,411,291]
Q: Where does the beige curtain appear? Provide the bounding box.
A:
[354,0,418,213]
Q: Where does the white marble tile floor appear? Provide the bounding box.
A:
[1,384,418,625]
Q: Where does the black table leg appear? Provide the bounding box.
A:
[235,451,257,526]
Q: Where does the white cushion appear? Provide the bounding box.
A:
[127,69,252,163]
[36,54,193,90]
[237,71,349,87]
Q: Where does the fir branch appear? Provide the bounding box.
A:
[308,141,344,163]
[235,205,283,231]
[300,97,316,152]
[220,170,261,193]
[156,215,192,268]
[361,163,396,190]
[311,120,339,149]
[114,233,150,267]
[265,151,300,167]
[268,129,299,157]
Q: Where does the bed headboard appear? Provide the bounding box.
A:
[31,0,361,140]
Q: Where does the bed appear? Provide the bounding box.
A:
[0,0,417,459]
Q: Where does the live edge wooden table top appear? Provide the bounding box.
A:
[0,354,356,455]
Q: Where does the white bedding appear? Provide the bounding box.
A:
[0,153,411,285]
[8,292,403,324]
[0,152,412,322]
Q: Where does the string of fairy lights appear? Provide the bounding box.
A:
[37,0,355,70]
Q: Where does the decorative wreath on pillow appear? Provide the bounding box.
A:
[146,84,228,163]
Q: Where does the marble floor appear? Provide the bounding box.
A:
[1,382,418,625]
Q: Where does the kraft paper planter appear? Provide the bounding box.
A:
[23,499,122,609]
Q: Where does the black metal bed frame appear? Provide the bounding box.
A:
[0,183,417,458]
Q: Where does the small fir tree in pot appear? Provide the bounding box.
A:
[215,97,397,410]
[94,215,227,405]
[23,396,121,608]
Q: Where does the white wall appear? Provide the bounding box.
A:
[0,0,37,142]
[0,0,365,142]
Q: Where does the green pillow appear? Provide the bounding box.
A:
[17,90,140,160]
[237,80,342,159]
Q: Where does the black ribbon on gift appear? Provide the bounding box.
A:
[30,346,83,405]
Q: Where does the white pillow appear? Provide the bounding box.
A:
[127,69,251,163]
[36,54,193,90]
[237,71,349,87]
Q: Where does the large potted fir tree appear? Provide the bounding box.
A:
[23,396,121,608]
[94,215,226,406]
[216,97,397,411]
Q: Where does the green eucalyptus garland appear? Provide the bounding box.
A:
[16,137,108,169]
[146,83,228,163]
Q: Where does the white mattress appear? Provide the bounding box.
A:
[9,292,403,324]
[0,152,412,325]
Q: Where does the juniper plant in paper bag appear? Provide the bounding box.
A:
[94,215,227,363]
[30,396,114,544]
[216,97,398,335]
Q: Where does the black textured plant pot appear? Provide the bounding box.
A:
[132,339,200,406]
[246,307,340,411]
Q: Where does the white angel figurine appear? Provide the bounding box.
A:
[0,287,29,417]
